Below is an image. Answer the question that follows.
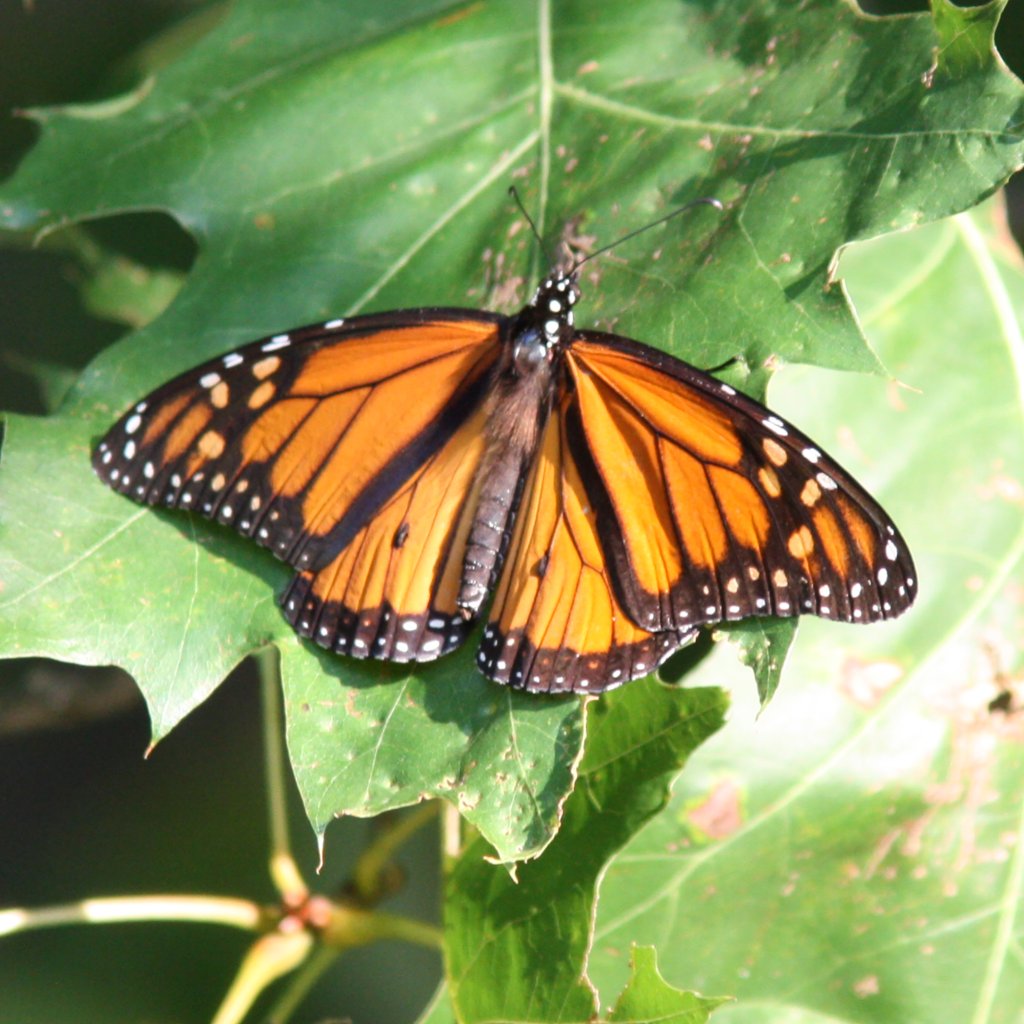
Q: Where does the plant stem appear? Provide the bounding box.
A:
[352,801,439,903]
[0,895,264,936]
[262,944,340,1024]
[257,645,307,900]
[211,929,315,1024]
[348,908,443,951]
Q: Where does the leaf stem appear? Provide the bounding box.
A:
[535,0,554,255]
[955,210,1024,413]
[969,748,1024,1024]
[322,904,443,951]
[262,943,341,1024]
[257,645,307,901]
[250,906,443,1024]
[352,802,439,904]
[441,802,462,866]
[0,895,264,936]
[211,929,315,1024]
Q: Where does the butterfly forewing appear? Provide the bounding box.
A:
[93,312,503,574]
[566,333,916,634]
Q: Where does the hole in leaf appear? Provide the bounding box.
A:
[0,1,226,177]
[0,211,197,413]
[659,629,715,684]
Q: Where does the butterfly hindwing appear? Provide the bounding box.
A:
[93,311,503,574]
[478,392,697,694]
[564,332,916,633]
[281,404,491,663]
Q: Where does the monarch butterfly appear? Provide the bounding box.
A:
[93,213,916,695]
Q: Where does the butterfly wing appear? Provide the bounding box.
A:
[564,332,917,632]
[478,331,915,695]
[477,390,696,694]
[281,401,490,662]
[93,311,503,573]
[94,310,507,662]
[94,281,916,690]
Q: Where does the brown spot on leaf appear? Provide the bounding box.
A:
[839,656,904,709]
[854,975,880,998]
[687,779,743,839]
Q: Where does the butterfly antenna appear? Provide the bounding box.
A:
[508,186,554,268]
[572,196,724,271]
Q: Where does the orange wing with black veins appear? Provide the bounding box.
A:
[94,311,504,663]
[567,333,916,635]
[477,391,691,694]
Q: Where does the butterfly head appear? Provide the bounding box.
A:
[507,270,580,380]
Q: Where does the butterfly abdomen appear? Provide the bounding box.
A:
[457,450,526,619]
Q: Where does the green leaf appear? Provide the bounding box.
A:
[609,946,729,1023]
[717,617,795,709]
[1,0,1022,862]
[415,982,458,1024]
[445,679,728,1022]
[588,198,1024,1021]
[282,639,584,854]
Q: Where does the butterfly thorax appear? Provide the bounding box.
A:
[525,270,579,352]
[455,271,578,619]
